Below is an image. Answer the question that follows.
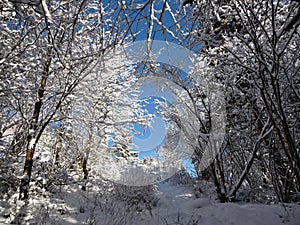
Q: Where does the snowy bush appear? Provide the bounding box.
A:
[111,184,159,215]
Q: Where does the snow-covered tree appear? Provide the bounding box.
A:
[1,0,193,200]
[0,0,145,199]
[187,0,300,202]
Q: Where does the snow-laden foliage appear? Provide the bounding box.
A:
[187,0,300,202]
[1,0,300,224]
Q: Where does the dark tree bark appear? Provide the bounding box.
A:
[19,67,49,200]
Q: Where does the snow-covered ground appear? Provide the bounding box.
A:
[154,181,300,225]
[1,178,300,225]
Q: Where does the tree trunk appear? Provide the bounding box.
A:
[19,71,48,200]
[81,132,92,191]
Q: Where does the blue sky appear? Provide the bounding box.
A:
[130,81,173,157]
[104,0,199,177]
[128,65,198,177]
